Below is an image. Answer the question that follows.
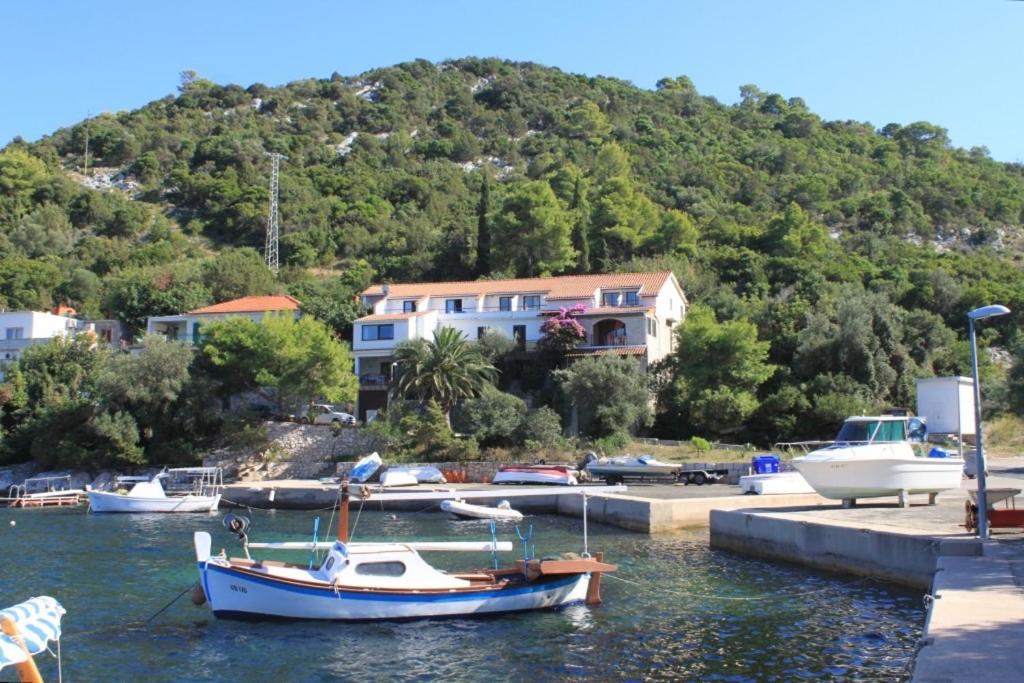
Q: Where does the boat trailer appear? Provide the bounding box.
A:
[964,488,1024,532]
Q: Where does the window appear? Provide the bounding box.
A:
[512,325,526,350]
[625,291,640,306]
[361,324,395,341]
[477,326,487,339]
[402,301,417,313]
[498,296,512,312]
[5,327,23,340]
[602,292,621,307]
[446,299,463,313]
[355,561,406,577]
[523,295,541,310]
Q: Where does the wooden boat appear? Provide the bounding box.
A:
[440,498,524,521]
[192,481,615,621]
[491,465,578,486]
[87,468,222,513]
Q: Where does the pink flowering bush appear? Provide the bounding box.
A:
[538,304,587,360]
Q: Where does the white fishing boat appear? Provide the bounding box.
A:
[192,482,617,621]
[441,498,524,521]
[793,415,964,505]
[584,454,680,483]
[87,467,222,513]
[492,465,578,486]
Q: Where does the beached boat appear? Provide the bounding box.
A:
[379,469,419,487]
[384,465,447,484]
[440,498,524,521]
[492,465,578,486]
[348,452,383,483]
[584,454,680,483]
[793,415,964,504]
[87,468,222,513]
[192,482,615,621]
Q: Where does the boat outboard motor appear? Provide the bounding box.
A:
[579,451,599,470]
[223,513,251,545]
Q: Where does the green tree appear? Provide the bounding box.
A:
[201,247,278,301]
[475,174,491,276]
[554,355,652,440]
[452,383,527,448]
[8,204,75,258]
[493,181,575,277]
[391,326,498,428]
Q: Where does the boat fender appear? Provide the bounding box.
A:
[190,583,207,606]
[223,513,251,544]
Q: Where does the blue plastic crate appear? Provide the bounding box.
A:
[751,454,780,474]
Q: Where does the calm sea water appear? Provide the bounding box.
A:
[3,506,923,682]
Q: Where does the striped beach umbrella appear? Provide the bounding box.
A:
[0,596,65,671]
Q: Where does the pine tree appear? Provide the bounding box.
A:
[475,174,491,276]
[569,176,591,273]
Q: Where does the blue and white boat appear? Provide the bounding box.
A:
[192,483,617,621]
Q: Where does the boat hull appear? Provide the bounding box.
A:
[586,464,679,478]
[793,453,963,500]
[440,499,524,521]
[491,467,577,486]
[197,562,589,621]
[88,491,221,513]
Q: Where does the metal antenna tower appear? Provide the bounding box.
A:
[264,152,287,274]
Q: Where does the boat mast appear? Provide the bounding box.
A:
[338,478,349,543]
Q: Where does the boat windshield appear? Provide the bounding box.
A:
[834,420,906,444]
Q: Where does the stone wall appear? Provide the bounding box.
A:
[203,422,380,481]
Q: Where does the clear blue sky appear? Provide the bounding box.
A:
[3,1,1022,161]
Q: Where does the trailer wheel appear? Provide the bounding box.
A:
[692,472,707,486]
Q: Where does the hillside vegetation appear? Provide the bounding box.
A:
[3,57,1024,445]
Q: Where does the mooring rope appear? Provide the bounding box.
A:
[144,583,198,623]
[603,572,873,601]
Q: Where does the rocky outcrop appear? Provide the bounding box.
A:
[203,422,380,482]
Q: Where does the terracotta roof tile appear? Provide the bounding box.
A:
[362,271,675,301]
[189,295,301,315]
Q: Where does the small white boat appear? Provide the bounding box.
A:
[441,498,524,521]
[379,469,419,488]
[87,468,222,513]
[738,471,815,495]
[348,452,382,483]
[385,465,447,484]
[492,465,578,486]
[584,454,680,482]
[192,482,615,621]
[793,415,964,504]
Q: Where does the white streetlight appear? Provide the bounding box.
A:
[967,304,1011,539]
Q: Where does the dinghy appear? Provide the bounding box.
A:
[348,452,383,483]
[441,498,524,521]
[192,481,616,621]
[379,469,419,488]
[87,468,222,513]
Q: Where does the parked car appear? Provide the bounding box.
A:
[299,404,357,425]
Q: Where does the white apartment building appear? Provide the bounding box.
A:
[353,271,686,421]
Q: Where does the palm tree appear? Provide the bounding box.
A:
[391,327,498,428]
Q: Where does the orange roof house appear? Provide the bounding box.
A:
[146,295,302,344]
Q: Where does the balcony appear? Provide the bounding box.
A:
[359,373,390,388]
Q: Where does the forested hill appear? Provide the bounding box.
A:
[3,57,1024,438]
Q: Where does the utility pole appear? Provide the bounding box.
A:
[264,152,287,274]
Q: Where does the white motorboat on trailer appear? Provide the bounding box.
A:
[440,498,524,521]
[793,415,964,505]
[87,467,222,513]
[192,481,616,621]
[584,453,680,483]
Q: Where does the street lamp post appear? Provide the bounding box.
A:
[967,304,1011,539]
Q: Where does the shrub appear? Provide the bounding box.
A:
[516,406,564,451]
[452,384,526,447]
[691,436,712,452]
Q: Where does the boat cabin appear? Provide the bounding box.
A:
[833,416,926,445]
[317,542,471,589]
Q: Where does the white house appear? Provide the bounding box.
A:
[146,295,302,344]
[0,310,105,380]
[353,271,686,421]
